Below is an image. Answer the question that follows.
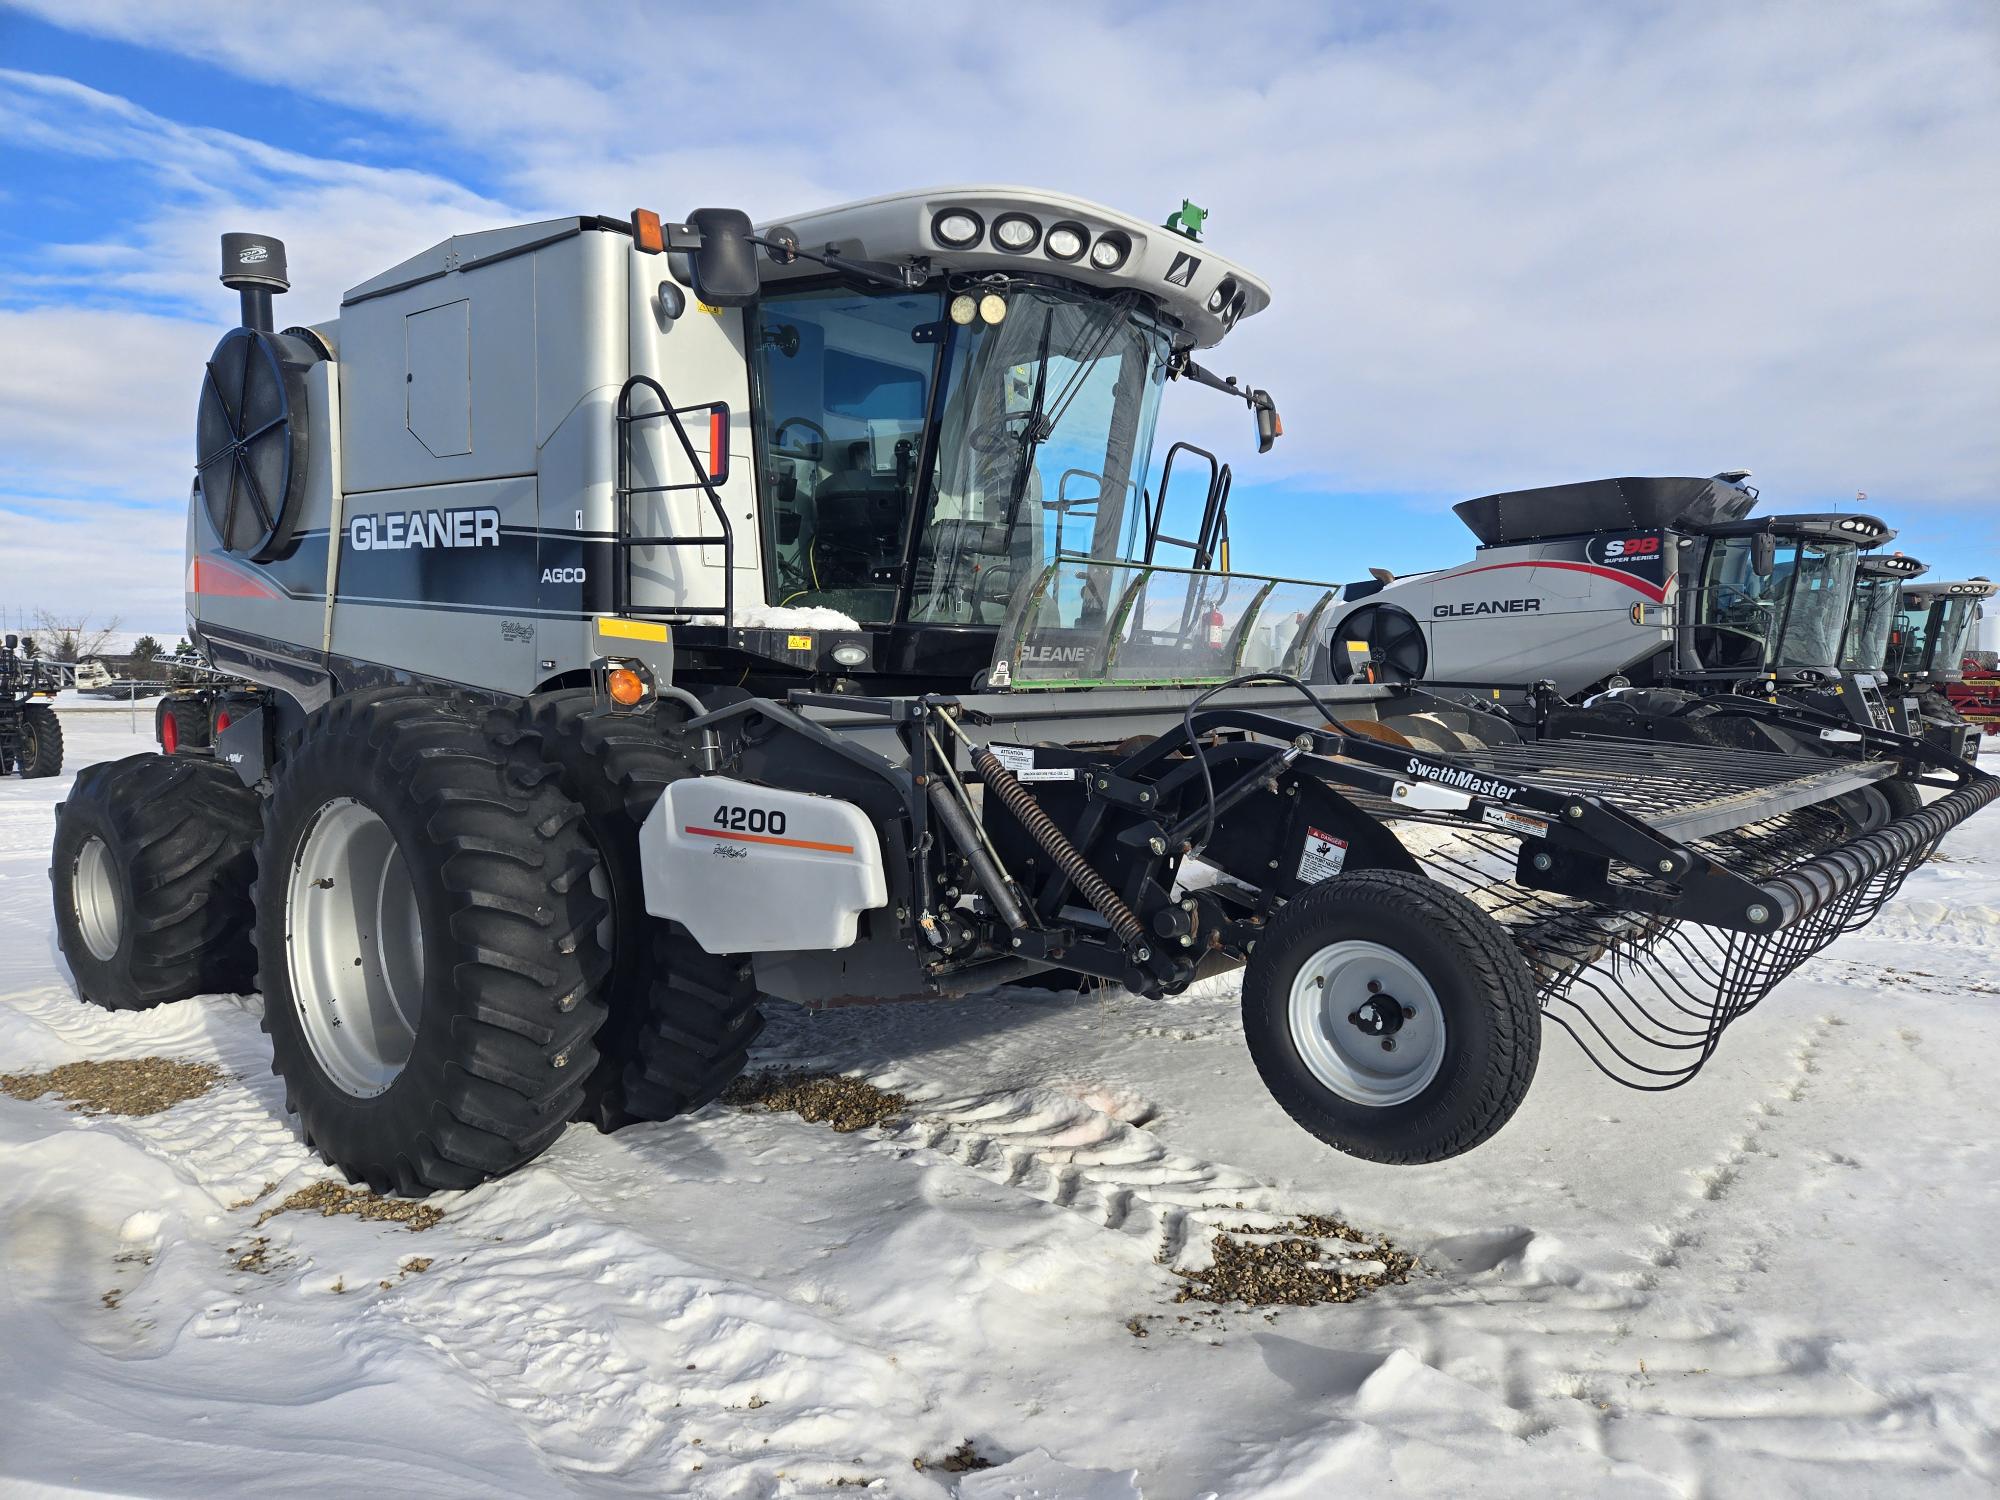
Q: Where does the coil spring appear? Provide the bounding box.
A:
[973,749,1146,947]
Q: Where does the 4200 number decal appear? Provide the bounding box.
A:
[713,804,788,836]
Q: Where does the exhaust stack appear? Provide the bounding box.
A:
[219,232,289,333]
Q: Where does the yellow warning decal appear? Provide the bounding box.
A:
[597,617,670,643]
[786,633,813,651]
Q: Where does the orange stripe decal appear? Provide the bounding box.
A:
[684,825,854,854]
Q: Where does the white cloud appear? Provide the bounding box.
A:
[0,0,1993,627]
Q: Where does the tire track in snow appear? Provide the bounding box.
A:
[3,991,952,1493]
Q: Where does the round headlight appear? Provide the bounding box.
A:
[1089,231,1131,271]
[1228,289,1249,323]
[978,292,1008,325]
[993,213,1041,252]
[1206,277,1237,314]
[949,293,978,326]
[1045,222,1087,261]
[932,210,983,248]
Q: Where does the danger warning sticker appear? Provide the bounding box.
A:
[1297,826,1349,884]
[1481,805,1551,839]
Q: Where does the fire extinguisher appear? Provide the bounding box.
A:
[1206,607,1225,649]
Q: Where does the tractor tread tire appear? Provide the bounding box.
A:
[254,688,610,1197]
[19,703,63,778]
[52,752,260,1010]
[622,926,764,1119]
[511,690,762,1129]
[1241,868,1539,1164]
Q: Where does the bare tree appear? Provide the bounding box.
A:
[33,611,122,662]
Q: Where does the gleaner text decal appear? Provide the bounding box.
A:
[348,507,501,551]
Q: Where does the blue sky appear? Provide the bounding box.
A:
[1,0,1995,634]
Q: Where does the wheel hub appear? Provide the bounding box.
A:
[284,798,425,1099]
[73,835,124,962]
[1348,991,1411,1040]
[1287,939,1446,1107]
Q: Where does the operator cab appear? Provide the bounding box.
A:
[1890,580,1996,685]
[1839,552,1927,676]
[651,188,1282,687]
[1682,512,1894,682]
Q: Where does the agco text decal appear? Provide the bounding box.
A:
[348,506,501,552]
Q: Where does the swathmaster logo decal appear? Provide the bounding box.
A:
[1404,757,1520,802]
[348,506,500,552]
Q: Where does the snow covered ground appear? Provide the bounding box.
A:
[5,706,1999,1498]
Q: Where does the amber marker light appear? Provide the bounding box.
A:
[607,667,647,706]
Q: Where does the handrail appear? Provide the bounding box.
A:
[614,375,736,628]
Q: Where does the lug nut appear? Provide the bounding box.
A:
[1366,979,1381,993]
[1402,1005,1416,1019]
[1382,1037,1397,1052]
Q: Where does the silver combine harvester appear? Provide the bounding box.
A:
[48,187,1998,1197]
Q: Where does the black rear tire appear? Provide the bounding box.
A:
[18,703,63,777]
[255,690,611,1196]
[52,752,260,1009]
[156,695,212,754]
[512,690,762,1129]
[1241,870,1540,1164]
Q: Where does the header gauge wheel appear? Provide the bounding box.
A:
[195,326,320,562]
[1327,603,1427,684]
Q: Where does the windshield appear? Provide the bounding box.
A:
[910,287,1168,625]
[1840,574,1902,672]
[1935,596,1983,673]
[747,280,1170,627]
[1695,537,1857,671]
[1889,600,1932,675]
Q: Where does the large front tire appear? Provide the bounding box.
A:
[255,691,611,1196]
[1241,870,1540,1164]
[52,753,260,1009]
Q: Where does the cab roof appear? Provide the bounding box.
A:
[757,186,1267,350]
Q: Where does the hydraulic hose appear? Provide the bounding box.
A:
[972,748,1147,948]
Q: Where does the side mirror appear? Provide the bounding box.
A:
[1251,391,1281,454]
[686,208,761,307]
[3,634,16,650]
[1751,531,1776,578]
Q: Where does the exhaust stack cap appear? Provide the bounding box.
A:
[220,232,289,293]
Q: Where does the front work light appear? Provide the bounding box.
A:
[1089,232,1131,271]
[978,292,1008,325]
[949,293,978,325]
[1045,223,1087,261]
[992,213,1041,252]
[933,210,983,248]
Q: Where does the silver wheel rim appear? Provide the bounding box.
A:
[1287,939,1447,1107]
[285,798,425,1099]
[74,835,123,961]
